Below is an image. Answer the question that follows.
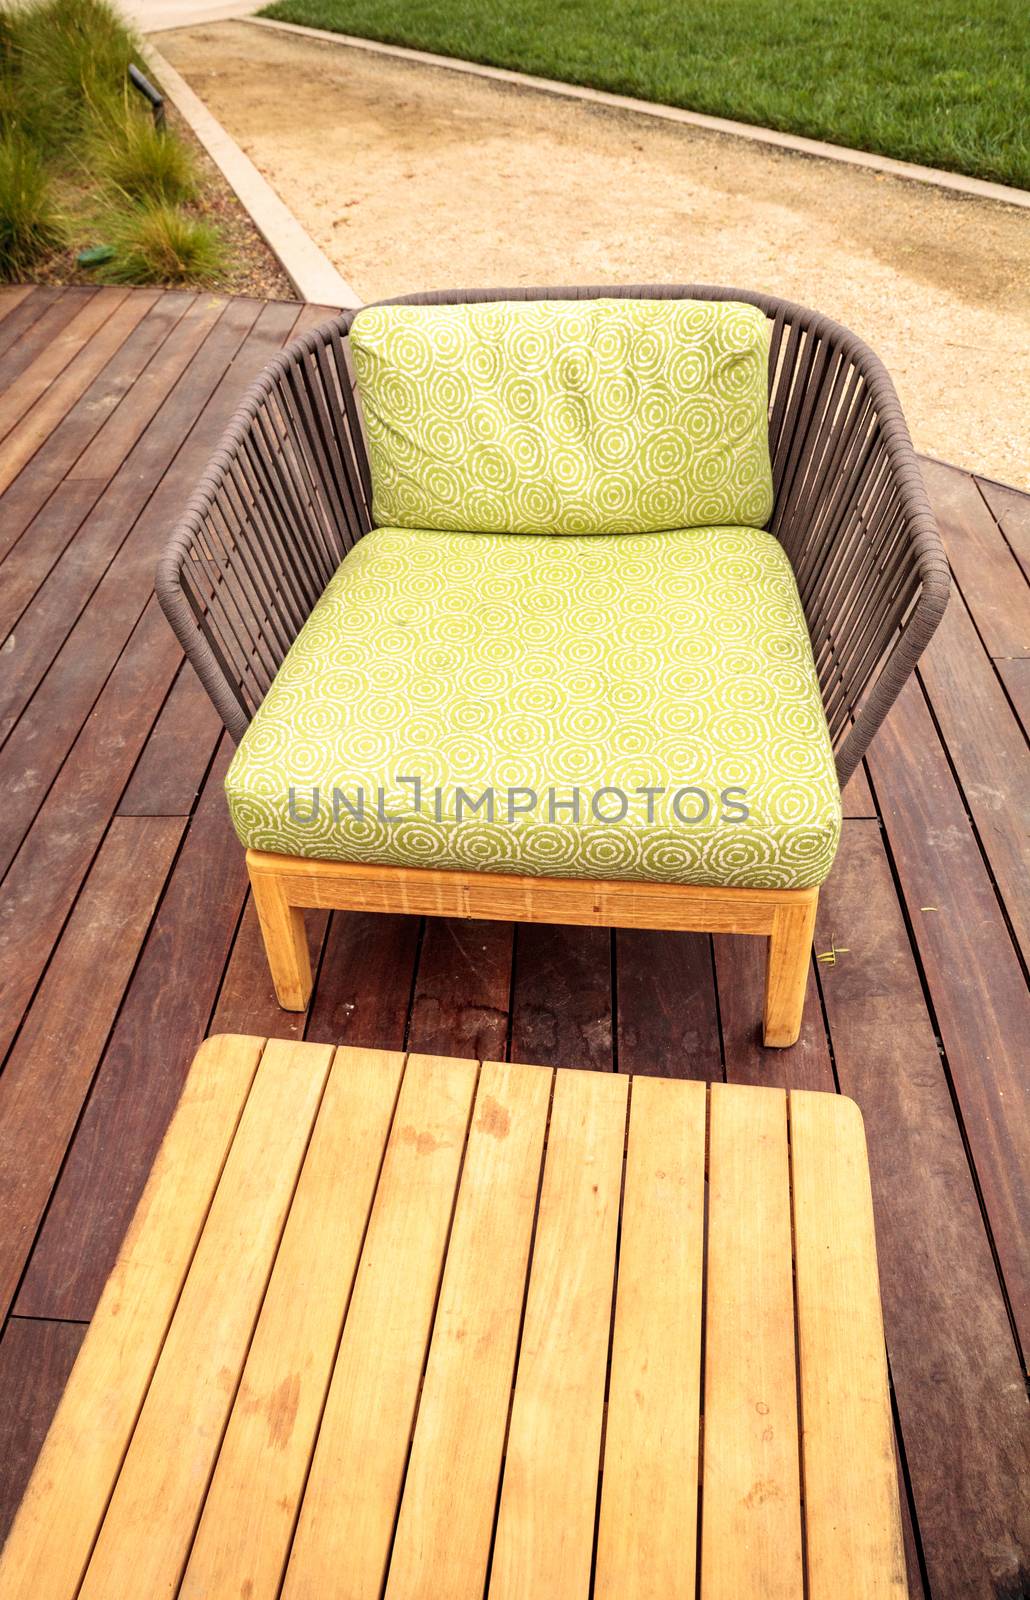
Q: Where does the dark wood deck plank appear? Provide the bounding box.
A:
[996,655,1030,738]
[817,822,1030,1600]
[717,935,834,1091]
[0,287,53,361]
[867,675,1030,1356]
[976,474,1030,588]
[0,290,197,571]
[408,917,512,1060]
[62,293,212,484]
[0,288,95,391]
[14,746,248,1322]
[0,290,169,549]
[509,923,612,1071]
[0,1318,86,1545]
[616,929,720,1079]
[117,656,222,817]
[917,588,1030,955]
[0,290,146,486]
[0,296,260,746]
[0,299,306,890]
[0,597,186,1061]
[0,288,125,437]
[921,457,1030,660]
[304,911,420,1050]
[840,760,877,817]
[0,816,183,1323]
[0,285,33,323]
[210,897,326,1041]
[0,480,109,637]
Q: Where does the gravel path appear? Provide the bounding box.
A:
[161,20,1030,487]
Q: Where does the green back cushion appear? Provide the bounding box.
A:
[350,298,774,535]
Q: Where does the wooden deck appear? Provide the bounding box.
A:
[0,283,1026,1600]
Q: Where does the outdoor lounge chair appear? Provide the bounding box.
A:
[157,286,949,1046]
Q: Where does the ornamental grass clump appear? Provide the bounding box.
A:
[6,0,136,152]
[89,97,199,205]
[0,0,224,284]
[0,130,63,276]
[98,197,223,283]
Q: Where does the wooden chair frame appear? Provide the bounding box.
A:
[247,851,818,1047]
[158,285,949,1048]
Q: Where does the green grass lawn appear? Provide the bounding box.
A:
[258,0,1029,189]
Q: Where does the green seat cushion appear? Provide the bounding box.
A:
[350,299,774,536]
[226,526,841,890]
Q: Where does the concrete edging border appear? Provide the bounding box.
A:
[143,39,362,307]
[246,15,1030,213]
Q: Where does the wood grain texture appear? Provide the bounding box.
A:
[1,480,109,639]
[0,289,110,438]
[0,1319,85,1546]
[921,458,1029,658]
[0,1034,263,1600]
[841,762,877,817]
[510,922,612,1071]
[0,291,194,575]
[701,1082,803,1600]
[0,291,154,496]
[868,673,1030,1352]
[976,474,1030,585]
[790,1091,907,1600]
[249,851,314,1009]
[716,932,834,1091]
[0,284,31,318]
[14,747,248,1320]
[386,1059,551,1600]
[996,654,1030,737]
[0,287,54,363]
[407,916,513,1061]
[117,656,222,816]
[248,849,809,934]
[181,1045,404,1600]
[917,588,1030,954]
[281,1053,478,1600]
[817,823,1030,1600]
[0,292,1024,1600]
[0,291,97,402]
[1,1043,914,1600]
[0,599,187,1057]
[0,816,183,1322]
[763,891,818,1046]
[616,929,721,1079]
[77,1038,332,1600]
[0,296,261,748]
[305,910,421,1049]
[211,895,327,1041]
[490,1067,628,1600]
[595,1075,706,1600]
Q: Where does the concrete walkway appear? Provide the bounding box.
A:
[121,0,254,32]
[157,19,1030,486]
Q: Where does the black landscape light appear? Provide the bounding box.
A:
[128,63,166,129]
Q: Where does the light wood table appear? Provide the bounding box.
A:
[0,1036,907,1600]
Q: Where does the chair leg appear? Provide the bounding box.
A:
[763,890,818,1048]
[248,858,312,1011]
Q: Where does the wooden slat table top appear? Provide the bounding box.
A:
[0,1034,906,1600]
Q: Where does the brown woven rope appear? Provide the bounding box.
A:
[156,285,950,786]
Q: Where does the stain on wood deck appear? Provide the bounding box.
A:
[0,283,1026,1600]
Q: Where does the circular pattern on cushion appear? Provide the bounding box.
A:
[351,300,773,536]
[226,526,841,890]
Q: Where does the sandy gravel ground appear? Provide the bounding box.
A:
[162,21,1030,486]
